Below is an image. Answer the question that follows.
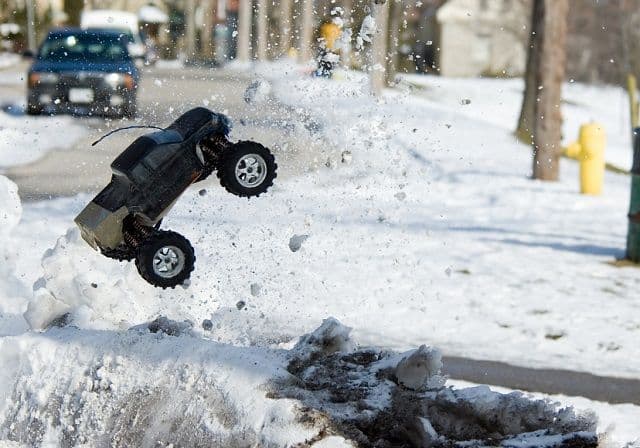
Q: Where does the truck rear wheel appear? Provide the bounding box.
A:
[217,141,277,198]
[135,231,195,288]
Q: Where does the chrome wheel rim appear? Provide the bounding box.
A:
[235,154,267,188]
[152,245,185,278]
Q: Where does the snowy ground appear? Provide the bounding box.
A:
[0,62,639,445]
[0,53,19,70]
[0,112,88,169]
[399,74,633,172]
[0,59,88,170]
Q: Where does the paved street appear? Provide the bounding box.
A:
[1,61,321,200]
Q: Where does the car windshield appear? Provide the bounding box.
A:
[39,33,129,62]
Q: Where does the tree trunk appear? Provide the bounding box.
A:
[341,0,353,68]
[279,0,293,56]
[185,0,197,60]
[201,0,216,60]
[516,0,543,145]
[370,0,390,96]
[531,0,568,181]
[385,0,401,86]
[237,0,252,62]
[256,0,269,60]
[517,0,568,181]
[299,0,315,63]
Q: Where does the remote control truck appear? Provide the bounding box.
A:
[74,107,277,288]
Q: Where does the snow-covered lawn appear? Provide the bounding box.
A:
[399,73,633,172]
[0,63,639,445]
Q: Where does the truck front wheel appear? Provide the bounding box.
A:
[217,141,277,198]
[135,231,195,288]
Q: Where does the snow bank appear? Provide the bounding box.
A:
[0,53,19,70]
[0,318,598,447]
[0,176,28,336]
[0,112,87,168]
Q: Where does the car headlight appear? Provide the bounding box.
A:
[28,72,58,87]
[104,73,124,89]
[104,73,135,90]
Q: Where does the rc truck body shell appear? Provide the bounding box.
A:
[75,107,230,250]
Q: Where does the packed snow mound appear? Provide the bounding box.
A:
[23,227,213,332]
[0,176,28,335]
[395,344,446,391]
[23,227,154,330]
[0,318,598,447]
[0,176,21,237]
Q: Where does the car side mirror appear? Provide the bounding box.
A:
[21,49,35,59]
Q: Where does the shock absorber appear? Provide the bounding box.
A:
[123,215,154,249]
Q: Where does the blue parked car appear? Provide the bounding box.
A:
[26,28,139,118]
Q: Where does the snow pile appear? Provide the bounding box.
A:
[0,53,19,69]
[395,344,446,391]
[0,318,597,447]
[0,176,28,336]
[280,319,598,447]
[0,111,87,168]
[24,227,153,330]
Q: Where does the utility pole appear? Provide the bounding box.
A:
[256,0,268,60]
[299,0,314,63]
[370,0,389,96]
[237,0,252,62]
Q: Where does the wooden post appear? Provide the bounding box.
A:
[237,0,252,62]
[256,0,268,60]
[370,0,390,96]
[299,0,314,63]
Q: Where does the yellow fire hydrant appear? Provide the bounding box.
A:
[564,123,606,195]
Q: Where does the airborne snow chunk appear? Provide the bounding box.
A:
[289,234,309,252]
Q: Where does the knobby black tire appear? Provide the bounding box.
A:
[101,246,135,261]
[217,141,277,198]
[135,230,195,289]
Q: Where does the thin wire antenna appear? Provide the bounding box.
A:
[91,125,165,146]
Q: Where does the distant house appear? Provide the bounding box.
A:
[436,0,530,77]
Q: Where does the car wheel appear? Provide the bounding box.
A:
[217,141,277,198]
[123,101,137,119]
[135,231,195,288]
